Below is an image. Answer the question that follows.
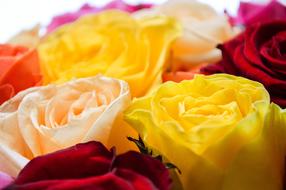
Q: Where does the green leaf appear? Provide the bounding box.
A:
[127,136,181,174]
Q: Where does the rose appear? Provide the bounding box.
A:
[162,63,207,83]
[0,44,41,105]
[8,25,41,48]
[4,141,171,190]
[162,71,196,83]
[124,74,286,190]
[0,172,13,189]
[133,0,236,70]
[229,1,286,27]
[201,20,286,108]
[47,0,152,33]
[0,75,137,177]
[39,11,180,97]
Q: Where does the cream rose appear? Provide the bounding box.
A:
[0,75,136,176]
[8,25,41,48]
[133,0,237,70]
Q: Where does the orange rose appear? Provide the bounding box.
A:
[162,63,208,82]
[0,44,41,104]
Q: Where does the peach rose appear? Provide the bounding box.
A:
[0,75,136,177]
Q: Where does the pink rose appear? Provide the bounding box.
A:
[229,0,286,26]
[0,172,13,189]
[47,0,152,33]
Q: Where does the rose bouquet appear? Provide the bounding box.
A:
[1,0,286,190]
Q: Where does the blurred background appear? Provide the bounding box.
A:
[0,0,283,42]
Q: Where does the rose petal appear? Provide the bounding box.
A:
[0,145,29,177]
[114,151,172,190]
[6,141,171,190]
[0,44,42,105]
[233,1,286,26]
[14,142,113,184]
[0,172,13,189]
[47,0,152,33]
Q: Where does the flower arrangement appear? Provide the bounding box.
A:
[1,0,286,190]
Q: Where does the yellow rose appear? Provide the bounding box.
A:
[0,75,136,176]
[133,0,237,70]
[124,74,286,190]
[38,10,181,97]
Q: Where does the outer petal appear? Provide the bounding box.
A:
[233,1,286,26]
[8,25,41,48]
[0,85,14,105]
[13,142,113,184]
[5,142,170,190]
[47,0,152,33]
[0,145,29,177]
[0,44,42,104]
[0,172,13,189]
[222,103,286,190]
[6,174,135,190]
[114,151,172,190]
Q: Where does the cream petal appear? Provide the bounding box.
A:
[133,0,236,69]
[0,145,28,177]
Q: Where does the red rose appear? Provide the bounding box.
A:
[0,44,41,104]
[201,20,286,108]
[5,141,171,190]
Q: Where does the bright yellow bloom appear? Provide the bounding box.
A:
[124,74,286,190]
[38,10,181,97]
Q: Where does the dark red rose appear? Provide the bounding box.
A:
[201,20,286,107]
[4,141,171,190]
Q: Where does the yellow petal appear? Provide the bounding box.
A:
[39,11,181,97]
[222,103,286,190]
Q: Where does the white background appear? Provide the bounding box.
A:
[0,0,281,42]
